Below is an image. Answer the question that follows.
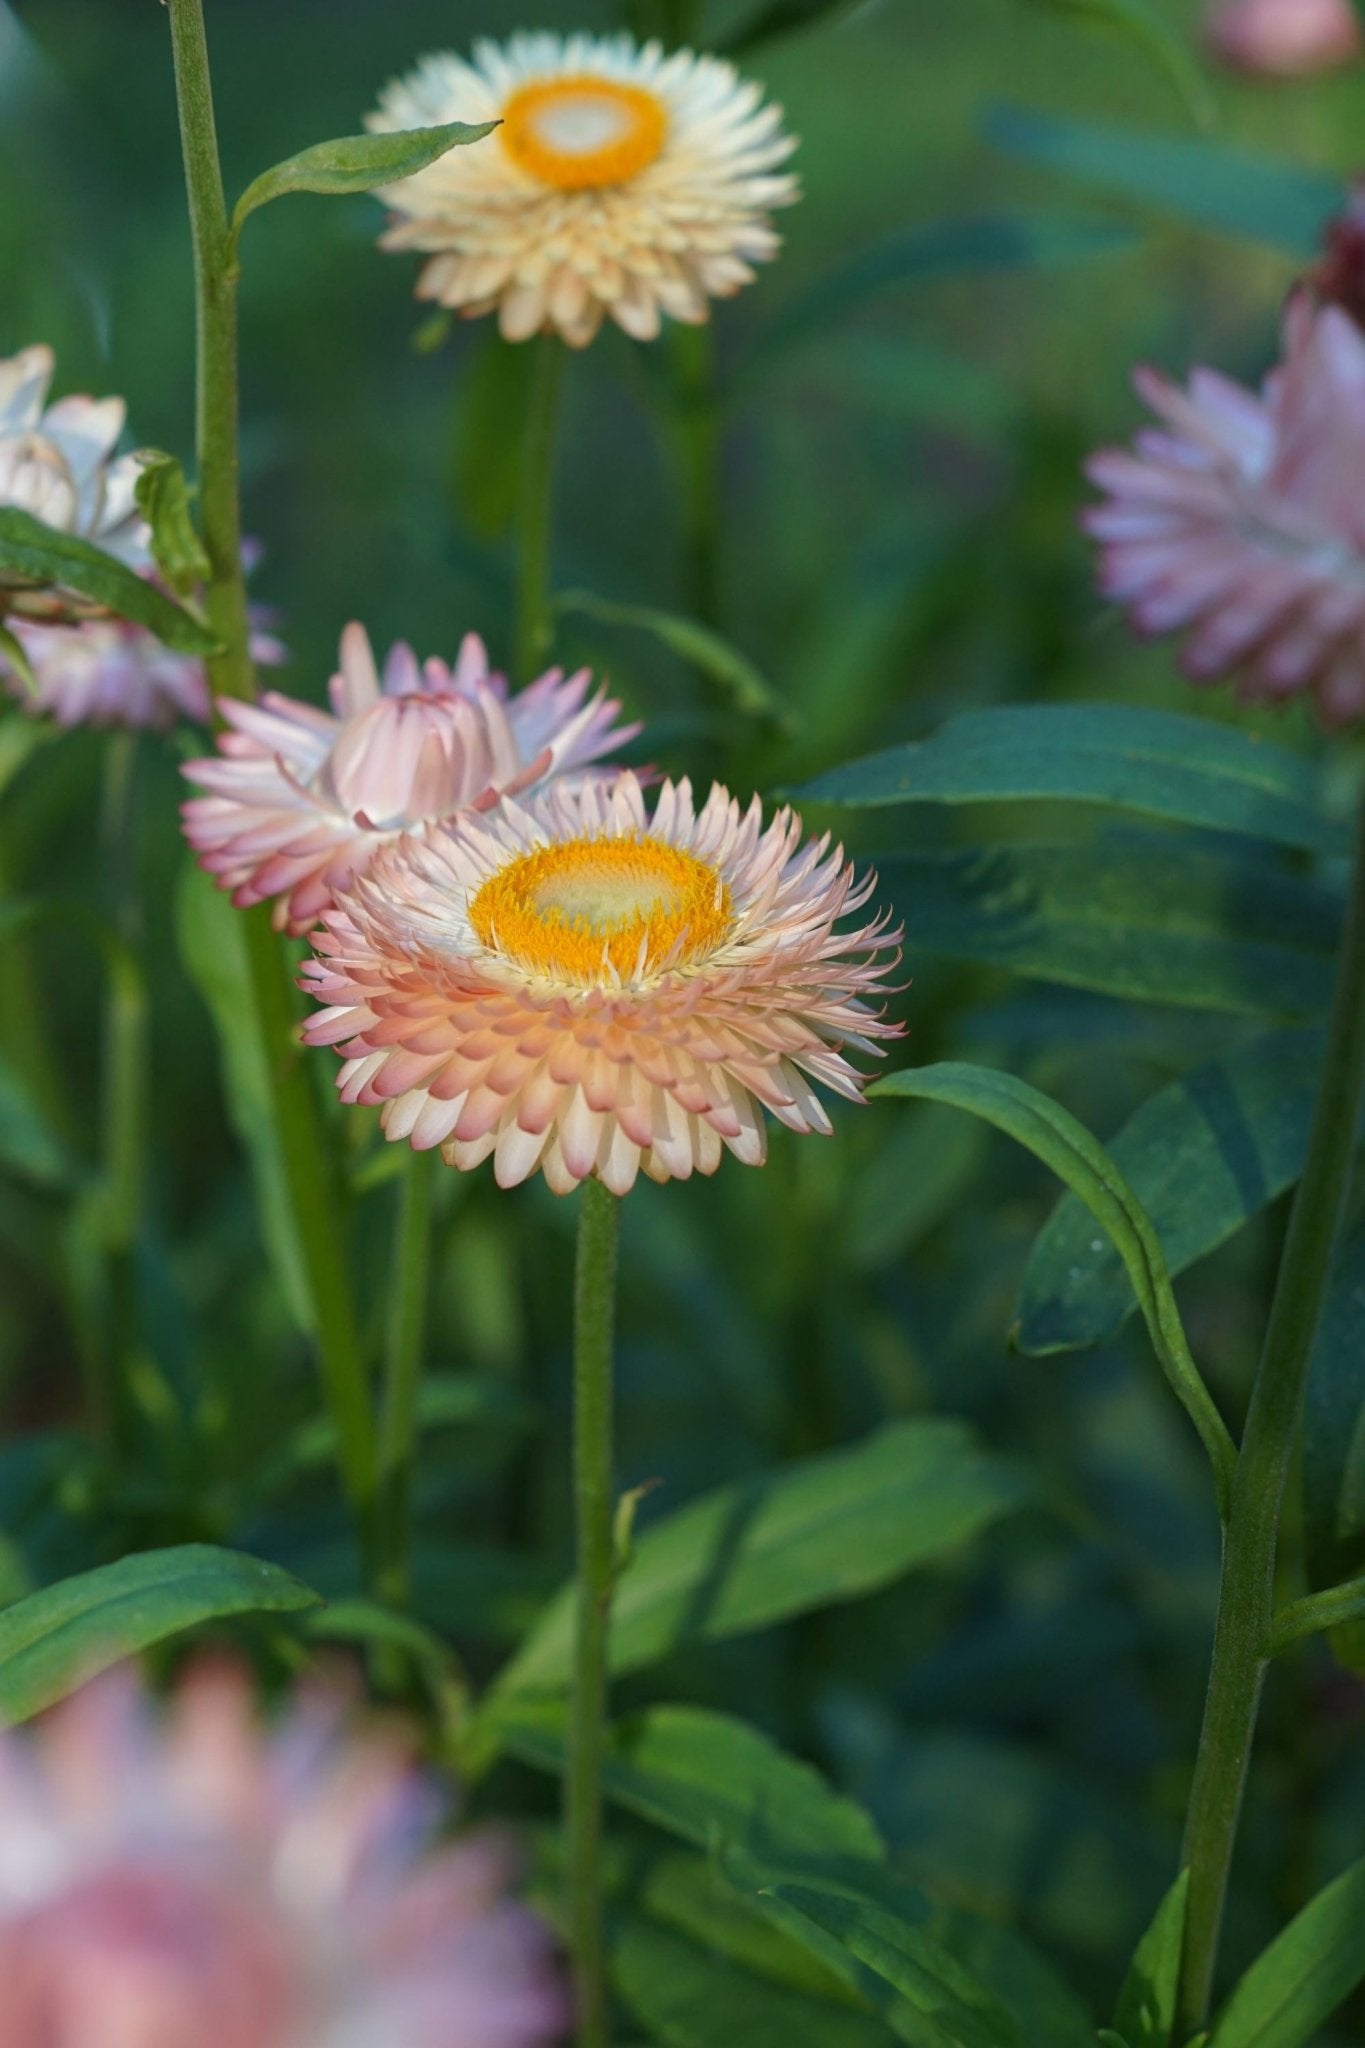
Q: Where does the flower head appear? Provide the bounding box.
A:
[0,345,150,620]
[301,772,901,1196]
[1204,0,1361,73]
[182,622,636,936]
[0,1662,567,2048]
[368,34,799,346]
[1085,292,1365,725]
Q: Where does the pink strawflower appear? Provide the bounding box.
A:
[300,771,902,1196]
[182,622,637,936]
[2,610,286,732]
[1204,0,1361,74]
[0,1662,568,2048]
[1085,291,1365,726]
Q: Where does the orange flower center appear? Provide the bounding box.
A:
[469,833,731,983]
[500,76,668,191]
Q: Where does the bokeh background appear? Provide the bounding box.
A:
[3,0,1365,2033]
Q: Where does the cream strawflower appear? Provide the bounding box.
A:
[0,1662,567,2048]
[300,772,901,1196]
[1085,291,1365,726]
[182,621,636,936]
[368,34,799,346]
[0,345,150,620]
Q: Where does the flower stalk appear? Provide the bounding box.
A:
[568,1173,621,2048]
[1178,781,1365,2033]
[165,0,378,1560]
[514,334,565,683]
[376,1150,437,1609]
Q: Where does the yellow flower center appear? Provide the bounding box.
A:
[469,833,731,984]
[500,76,668,191]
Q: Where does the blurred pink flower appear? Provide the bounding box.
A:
[0,1662,568,2048]
[182,622,637,935]
[1204,0,1361,74]
[1084,291,1365,726]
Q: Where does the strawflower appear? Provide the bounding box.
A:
[0,1661,567,2048]
[1085,289,1365,725]
[0,344,150,621]
[182,621,635,935]
[300,771,901,1195]
[368,33,799,345]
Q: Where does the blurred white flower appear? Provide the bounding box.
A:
[368,33,799,346]
[0,345,150,620]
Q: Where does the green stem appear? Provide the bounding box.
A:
[514,334,565,682]
[375,1150,436,1608]
[567,1174,620,2048]
[94,729,147,1448]
[166,0,377,1562]
[669,324,722,630]
[1178,786,1365,2035]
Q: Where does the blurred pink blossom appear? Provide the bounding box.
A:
[1204,0,1361,75]
[1084,290,1365,726]
[0,1663,568,2048]
[182,621,637,935]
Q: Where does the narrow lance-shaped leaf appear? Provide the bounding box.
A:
[490,1417,1030,1698]
[134,450,210,595]
[230,119,499,244]
[0,1545,321,1726]
[1208,1857,1365,2048]
[1020,0,1214,126]
[1018,1027,1328,1355]
[1111,1870,1190,2048]
[795,703,1337,855]
[556,588,787,726]
[0,508,218,654]
[983,104,1344,255]
[871,1063,1236,1517]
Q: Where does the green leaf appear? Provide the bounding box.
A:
[133,451,209,595]
[246,1373,539,1502]
[745,215,1134,375]
[1112,1870,1190,2048]
[498,1699,888,1882]
[492,1418,1030,1697]
[556,588,785,726]
[1303,1217,1365,1594]
[175,864,311,1334]
[984,105,1344,254]
[871,1063,1235,1515]
[1021,0,1213,125]
[230,119,498,242]
[752,1877,1029,2048]
[0,622,35,695]
[0,1045,80,1190]
[926,1906,1095,2048]
[0,1544,320,1725]
[796,705,1336,855]
[612,1911,889,2048]
[878,836,1339,1018]
[1209,1857,1365,2048]
[0,508,218,653]
[1266,1575,1365,1657]
[1017,1027,1326,1355]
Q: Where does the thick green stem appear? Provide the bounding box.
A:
[567,1175,620,2048]
[166,0,377,1559]
[1178,786,1365,2034]
[375,1150,436,1608]
[669,324,722,630]
[514,334,565,682]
